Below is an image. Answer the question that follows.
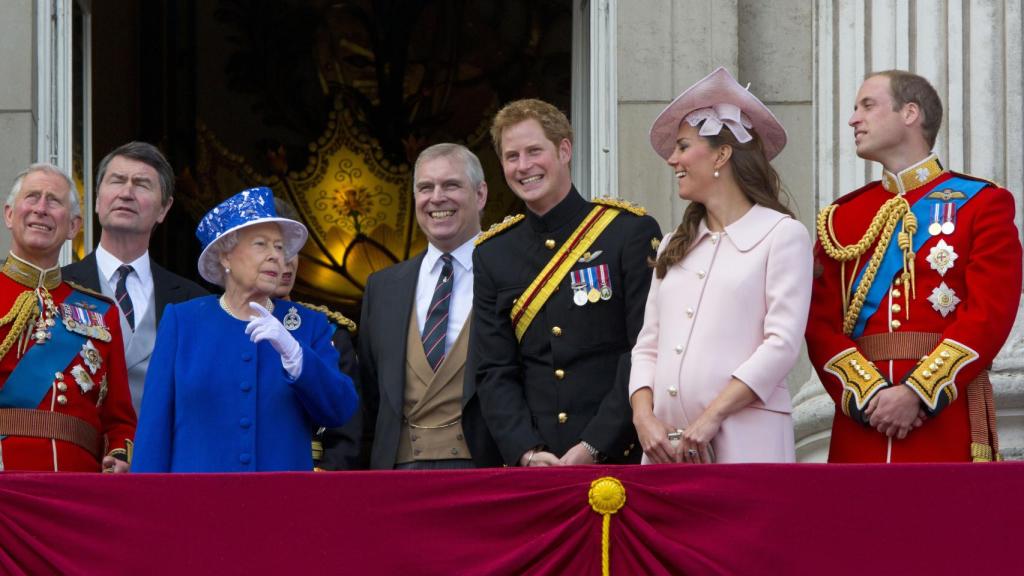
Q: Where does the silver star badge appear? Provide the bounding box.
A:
[926,239,958,276]
[79,340,102,374]
[927,282,960,317]
[915,167,930,182]
[71,365,95,394]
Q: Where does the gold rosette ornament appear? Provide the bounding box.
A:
[588,476,626,576]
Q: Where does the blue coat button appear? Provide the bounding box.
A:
[240,381,251,391]
[242,353,252,362]
[240,417,251,429]
[239,453,251,464]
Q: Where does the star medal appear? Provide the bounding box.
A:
[940,202,956,235]
[71,365,95,394]
[926,239,958,276]
[570,270,589,306]
[585,267,601,303]
[927,282,961,317]
[928,203,942,236]
[596,264,612,300]
[79,340,103,374]
[284,306,302,331]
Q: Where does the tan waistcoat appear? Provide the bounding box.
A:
[395,312,472,463]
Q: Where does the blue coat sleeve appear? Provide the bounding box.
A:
[131,303,179,472]
[287,313,358,428]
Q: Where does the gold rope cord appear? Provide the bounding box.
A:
[817,196,913,335]
[0,292,40,359]
[588,477,626,576]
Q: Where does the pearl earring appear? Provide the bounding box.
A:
[713,170,720,179]
[225,267,231,274]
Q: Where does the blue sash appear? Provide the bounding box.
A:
[850,177,987,338]
[0,289,111,410]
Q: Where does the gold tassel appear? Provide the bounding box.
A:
[589,477,626,576]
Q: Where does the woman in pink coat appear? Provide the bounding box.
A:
[630,67,812,464]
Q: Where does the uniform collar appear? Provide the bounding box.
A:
[881,154,945,195]
[2,251,62,289]
[526,187,586,233]
[694,204,788,252]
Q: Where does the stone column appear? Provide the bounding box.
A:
[617,0,738,230]
[796,0,1024,461]
[0,0,36,257]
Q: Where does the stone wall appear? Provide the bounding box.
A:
[0,0,35,257]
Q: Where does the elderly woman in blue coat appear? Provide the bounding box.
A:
[133,187,358,472]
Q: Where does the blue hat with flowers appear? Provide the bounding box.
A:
[196,186,308,285]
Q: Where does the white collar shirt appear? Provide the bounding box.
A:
[94,245,154,327]
[415,235,477,355]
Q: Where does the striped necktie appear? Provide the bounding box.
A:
[115,264,136,330]
[422,254,453,371]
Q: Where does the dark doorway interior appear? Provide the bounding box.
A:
[88,0,573,317]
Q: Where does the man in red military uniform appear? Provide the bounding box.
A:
[0,163,135,472]
[807,70,1022,463]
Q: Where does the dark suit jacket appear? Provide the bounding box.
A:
[62,252,208,324]
[359,252,501,469]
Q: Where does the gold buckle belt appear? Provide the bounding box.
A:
[0,408,103,460]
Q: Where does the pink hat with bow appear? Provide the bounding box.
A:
[649,67,788,161]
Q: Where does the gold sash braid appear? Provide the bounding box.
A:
[511,205,620,341]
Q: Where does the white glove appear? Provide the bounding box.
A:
[245,302,303,379]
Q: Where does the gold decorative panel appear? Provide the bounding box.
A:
[190,98,425,308]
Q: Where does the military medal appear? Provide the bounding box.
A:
[283,306,302,331]
[570,270,588,306]
[926,239,958,276]
[585,267,601,303]
[61,303,112,343]
[928,203,942,236]
[596,264,612,300]
[71,365,95,394]
[941,203,956,235]
[96,374,108,408]
[927,282,960,317]
[79,340,102,374]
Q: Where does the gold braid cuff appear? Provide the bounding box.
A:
[816,196,915,335]
[904,339,978,414]
[825,348,889,424]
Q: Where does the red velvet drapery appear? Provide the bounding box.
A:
[1,463,1020,575]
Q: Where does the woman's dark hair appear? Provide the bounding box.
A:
[653,125,793,279]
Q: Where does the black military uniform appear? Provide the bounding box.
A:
[298,302,367,470]
[472,189,661,465]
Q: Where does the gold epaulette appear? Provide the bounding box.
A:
[66,281,115,304]
[298,301,357,334]
[592,197,647,216]
[475,214,525,245]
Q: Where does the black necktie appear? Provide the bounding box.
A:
[422,254,453,371]
[115,264,136,330]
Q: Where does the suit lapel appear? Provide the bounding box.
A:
[380,254,422,417]
[151,261,177,325]
[64,252,103,291]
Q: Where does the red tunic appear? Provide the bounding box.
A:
[0,268,136,471]
[807,161,1022,463]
